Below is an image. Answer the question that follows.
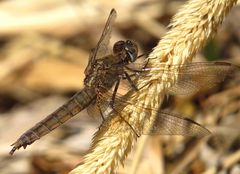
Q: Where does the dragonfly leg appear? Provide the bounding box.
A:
[124,71,138,91]
[112,107,140,137]
[122,72,138,78]
[97,96,105,121]
[124,66,143,73]
[109,79,120,108]
[124,56,150,73]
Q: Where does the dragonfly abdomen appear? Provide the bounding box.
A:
[10,88,96,155]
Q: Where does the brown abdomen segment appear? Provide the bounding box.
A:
[10,88,96,155]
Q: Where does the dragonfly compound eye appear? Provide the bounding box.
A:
[113,40,125,55]
[125,40,138,62]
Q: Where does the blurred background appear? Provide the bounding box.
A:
[0,0,240,174]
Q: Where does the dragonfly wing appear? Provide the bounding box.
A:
[142,111,210,137]
[92,9,117,61]
[97,61,238,136]
[87,96,112,122]
[85,9,116,76]
[99,89,210,137]
[84,48,95,75]
[138,61,239,95]
[167,62,239,95]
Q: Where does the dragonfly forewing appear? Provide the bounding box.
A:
[84,10,116,76]
[10,88,96,155]
[93,9,117,61]
[131,61,240,95]
[166,62,240,95]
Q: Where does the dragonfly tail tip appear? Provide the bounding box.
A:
[9,147,17,155]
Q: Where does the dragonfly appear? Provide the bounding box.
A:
[9,9,239,155]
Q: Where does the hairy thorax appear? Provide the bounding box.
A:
[84,56,124,92]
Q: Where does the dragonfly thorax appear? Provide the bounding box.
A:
[84,61,104,88]
[83,59,120,90]
[113,40,138,63]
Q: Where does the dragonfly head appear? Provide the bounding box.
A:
[113,40,138,63]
